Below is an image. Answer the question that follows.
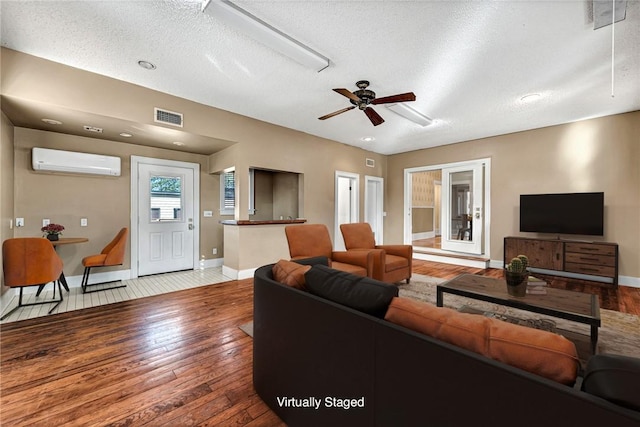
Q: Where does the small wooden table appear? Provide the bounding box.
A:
[50,237,89,246]
[436,274,601,354]
[38,237,89,293]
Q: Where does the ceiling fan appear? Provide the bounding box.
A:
[318,80,416,126]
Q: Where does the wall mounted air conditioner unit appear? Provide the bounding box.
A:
[32,147,121,176]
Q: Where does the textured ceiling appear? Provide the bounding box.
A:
[1,0,639,155]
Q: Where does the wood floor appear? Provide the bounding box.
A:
[1,260,639,426]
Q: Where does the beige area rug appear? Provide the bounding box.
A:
[400,274,640,361]
[239,321,254,337]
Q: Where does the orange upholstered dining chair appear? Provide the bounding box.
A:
[284,224,372,277]
[81,228,128,294]
[1,238,64,320]
[340,222,412,284]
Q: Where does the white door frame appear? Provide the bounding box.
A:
[364,175,384,245]
[334,171,360,251]
[404,158,491,256]
[130,156,200,278]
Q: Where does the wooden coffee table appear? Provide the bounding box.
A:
[436,274,601,354]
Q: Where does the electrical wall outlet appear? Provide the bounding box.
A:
[42,218,50,227]
[81,218,88,227]
[212,248,218,255]
[16,218,24,227]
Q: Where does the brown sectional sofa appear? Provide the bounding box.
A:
[253,258,640,427]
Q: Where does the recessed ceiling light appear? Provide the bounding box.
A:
[119,132,133,138]
[172,141,185,146]
[137,60,156,70]
[42,118,62,125]
[360,136,375,142]
[520,93,542,103]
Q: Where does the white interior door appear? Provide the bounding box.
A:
[138,163,195,275]
[441,163,484,254]
[365,176,384,244]
[334,171,359,251]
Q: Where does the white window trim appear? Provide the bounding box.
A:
[220,168,235,216]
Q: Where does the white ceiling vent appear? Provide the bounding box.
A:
[154,107,183,127]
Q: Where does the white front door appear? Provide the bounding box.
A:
[441,163,484,254]
[137,162,196,275]
[365,176,384,245]
[334,171,359,251]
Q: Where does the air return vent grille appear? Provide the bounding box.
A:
[154,107,183,127]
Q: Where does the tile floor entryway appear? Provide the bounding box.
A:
[0,267,232,324]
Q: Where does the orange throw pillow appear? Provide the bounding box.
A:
[272,260,311,290]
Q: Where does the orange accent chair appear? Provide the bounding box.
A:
[284,224,372,277]
[1,238,64,320]
[340,222,412,284]
[81,228,129,293]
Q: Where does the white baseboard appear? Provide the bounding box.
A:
[203,258,224,269]
[412,231,435,240]
[222,265,256,280]
[489,260,640,288]
[414,252,488,269]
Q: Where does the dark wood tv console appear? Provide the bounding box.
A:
[504,237,619,287]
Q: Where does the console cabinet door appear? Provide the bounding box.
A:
[504,238,563,270]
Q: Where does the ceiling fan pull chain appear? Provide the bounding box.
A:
[611,0,615,98]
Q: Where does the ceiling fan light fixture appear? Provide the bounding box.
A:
[202,0,330,72]
[386,103,432,127]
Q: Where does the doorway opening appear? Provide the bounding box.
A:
[335,171,359,251]
[404,158,491,264]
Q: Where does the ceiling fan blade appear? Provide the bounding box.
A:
[371,92,416,105]
[333,88,362,103]
[364,107,385,126]
[318,106,356,120]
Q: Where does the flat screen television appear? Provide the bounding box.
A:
[519,192,604,236]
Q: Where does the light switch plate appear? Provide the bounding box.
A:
[204,210,213,217]
[43,218,50,227]
[81,218,88,227]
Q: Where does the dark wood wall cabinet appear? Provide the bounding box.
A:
[504,237,619,287]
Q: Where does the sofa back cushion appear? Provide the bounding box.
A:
[285,224,334,259]
[272,259,311,290]
[339,223,376,250]
[304,264,398,318]
[385,297,579,385]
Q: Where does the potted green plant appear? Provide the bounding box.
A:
[504,254,529,297]
[41,223,64,241]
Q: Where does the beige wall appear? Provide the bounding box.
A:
[1,112,15,292]
[412,208,434,233]
[3,48,637,282]
[11,127,220,277]
[209,127,387,239]
[388,111,640,280]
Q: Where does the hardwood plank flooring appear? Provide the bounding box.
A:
[1,261,638,427]
[1,278,284,427]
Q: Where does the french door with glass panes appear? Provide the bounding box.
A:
[440,163,484,254]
